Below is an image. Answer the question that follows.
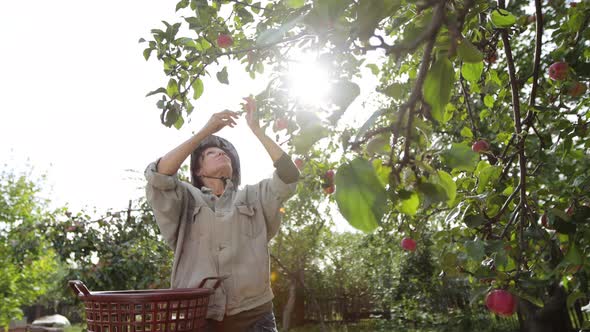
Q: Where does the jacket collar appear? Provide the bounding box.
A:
[201,179,234,195]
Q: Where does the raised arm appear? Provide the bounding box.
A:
[244,99,286,164]
[157,110,239,175]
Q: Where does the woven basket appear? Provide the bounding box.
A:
[68,277,225,332]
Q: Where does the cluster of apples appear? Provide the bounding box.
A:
[548,62,587,98]
[322,170,335,195]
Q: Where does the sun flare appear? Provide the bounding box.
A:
[286,57,331,106]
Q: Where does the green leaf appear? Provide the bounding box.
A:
[458,39,484,63]
[366,135,390,156]
[465,239,486,261]
[176,0,189,11]
[216,67,229,84]
[464,214,486,228]
[400,191,420,217]
[286,0,305,9]
[296,111,322,130]
[166,79,179,97]
[423,57,455,123]
[356,0,400,40]
[490,9,517,28]
[440,142,479,172]
[461,127,474,138]
[334,158,387,233]
[164,109,179,127]
[566,11,584,32]
[192,78,204,100]
[417,182,448,206]
[563,243,583,265]
[484,95,495,108]
[292,125,329,154]
[357,109,386,138]
[256,28,284,46]
[173,114,185,129]
[432,170,456,206]
[330,80,360,110]
[143,48,154,61]
[366,63,380,75]
[146,87,167,97]
[382,83,405,100]
[372,159,391,188]
[475,161,501,194]
[461,62,484,82]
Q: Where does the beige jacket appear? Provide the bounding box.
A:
[144,161,297,320]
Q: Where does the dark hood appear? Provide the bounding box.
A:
[190,135,241,189]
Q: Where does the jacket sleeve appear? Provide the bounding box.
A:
[256,154,299,240]
[144,160,186,249]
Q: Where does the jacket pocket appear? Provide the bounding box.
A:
[237,204,261,238]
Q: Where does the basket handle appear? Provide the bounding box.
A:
[198,275,230,290]
[68,280,91,297]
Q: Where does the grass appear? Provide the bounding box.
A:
[64,324,85,332]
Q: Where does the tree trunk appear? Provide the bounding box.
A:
[282,278,297,331]
[293,269,305,327]
[518,285,574,332]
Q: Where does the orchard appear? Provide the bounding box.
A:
[141,0,590,330]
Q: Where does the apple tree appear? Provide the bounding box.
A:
[0,169,59,329]
[41,199,174,303]
[143,0,590,330]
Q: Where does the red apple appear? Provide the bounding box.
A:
[567,81,587,97]
[216,34,233,48]
[401,237,417,251]
[570,2,578,7]
[294,158,304,170]
[485,289,516,316]
[242,96,256,113]
[274,117,289,131]
[548,62,569,81]
[485,52,497,64]
[324,184,335,195]
[566,206,574,216]
[325,170,335,181]
[472,140,490,153]
[540,213,551,229]
[247,51,256,63]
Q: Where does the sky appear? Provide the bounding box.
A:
[0,1,380,232]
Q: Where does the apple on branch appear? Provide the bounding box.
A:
[273,117,289,131]
[401,237,417,251]
[472,140,490,153]
[566,81,587,97]
[294,158,304,170]
[217,34,233,48]
[485,289,516,316]
[548,62,569,81]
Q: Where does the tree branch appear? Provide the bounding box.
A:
[459,75,479,138]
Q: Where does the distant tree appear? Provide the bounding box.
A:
[0,169,58,329]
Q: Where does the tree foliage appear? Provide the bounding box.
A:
[0,170,58,329]
[40,200,174,306]
[143,0,590,327]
